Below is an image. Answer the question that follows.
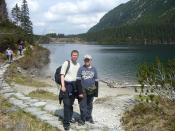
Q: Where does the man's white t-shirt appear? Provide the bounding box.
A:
[60,60,80,82]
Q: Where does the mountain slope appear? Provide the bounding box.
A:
[89,0,175,32]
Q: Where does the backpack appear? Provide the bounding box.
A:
[54,60,70,85]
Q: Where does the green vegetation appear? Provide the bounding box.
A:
[18,45,50,70]
[79,0,175,44]
[122,97,175,131]
[5,45,50,87]
[28,90,58,100]
[0,21,31,52]
[0,95,59,131]
[136,58,175,101]
[122,59,175,130]
[5,62,50,87]
[0,0,33,54]
[46,33,65,38]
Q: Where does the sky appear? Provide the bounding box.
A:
[6,0,129,35]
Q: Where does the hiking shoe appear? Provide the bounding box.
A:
[70,118,76,123]
[78,120,85,126]
[87,118,95,124]
[64,126,70,131]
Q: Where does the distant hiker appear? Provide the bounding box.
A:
[5,48,13,63]
[18,44,23,55]
[18,40,24,55]
[76,54,98,125]
[60,50,80,130]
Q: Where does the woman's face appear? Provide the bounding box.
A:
[84,58,91,66]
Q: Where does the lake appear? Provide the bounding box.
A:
[42,43,175,84]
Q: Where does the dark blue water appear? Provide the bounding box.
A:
[42,44,175,84]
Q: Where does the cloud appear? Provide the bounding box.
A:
[28,0,39,12]
[33,22,46,27]
[6,0,130,34]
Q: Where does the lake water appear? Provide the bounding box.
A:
[42,43,175,84]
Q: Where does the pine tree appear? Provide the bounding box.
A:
[11,4,21,26]
[20,0,33,34]
[0,0,8,22]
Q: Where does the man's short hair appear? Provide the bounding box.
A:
[71,50,79,56]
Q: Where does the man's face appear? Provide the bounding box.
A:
[71,52,79,62]
[84,58,91,66]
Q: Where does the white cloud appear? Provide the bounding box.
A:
[33,22,46,27]
[7,0,130,34]
[28,0,39,12]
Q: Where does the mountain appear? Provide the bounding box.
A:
[79,0,175,44]
[89,0,175,33]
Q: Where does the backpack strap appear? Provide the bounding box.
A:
[65,60,70,76]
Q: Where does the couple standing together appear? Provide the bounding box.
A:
[60,50,98,130]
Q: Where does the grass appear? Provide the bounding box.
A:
[0,95,59,131]
[0,52,6,64]
[5,59,50,87]
[122,96,175,131]
[11,74,50,87]
[28,89,58,100]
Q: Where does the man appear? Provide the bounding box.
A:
[76,54,99,125]
[60,50,80,130]
[5,48,13,63]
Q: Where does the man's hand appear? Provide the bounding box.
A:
[79,94,84,98]
[61,86,66,92]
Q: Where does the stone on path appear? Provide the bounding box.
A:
[31,101,47,107]
[44,103,59,114]
[9,97,28,109]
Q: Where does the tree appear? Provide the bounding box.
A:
[0,0,8,22]
[11,4,21,26]
[20,0,33,35]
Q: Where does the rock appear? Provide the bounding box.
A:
[24,107,41,113]
[2,82,10,87]
[0,89,15,94]
[15,94,31,100]
[44,103,58,114]
[28,99,39,103]
[9,97,28,109]
[31,101,47,107]
[38,113,58,121]
[13,92,25,98]
[2,92,16,99]
[17,67,22,73]
[45,120,64,130]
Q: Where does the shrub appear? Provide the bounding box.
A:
[136,58,175,102]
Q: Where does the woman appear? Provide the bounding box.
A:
[76,54,99,125]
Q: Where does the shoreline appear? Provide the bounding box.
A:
[41,39,175,45]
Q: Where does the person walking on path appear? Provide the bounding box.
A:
[60,50,80,130]
[76,54,99,125]
[18,40,25,55]
[5,48,13,63]
[18,44,23,55]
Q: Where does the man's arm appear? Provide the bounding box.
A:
[94,67,99,97]
[60,61,68,92]
[61,75,66,92]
